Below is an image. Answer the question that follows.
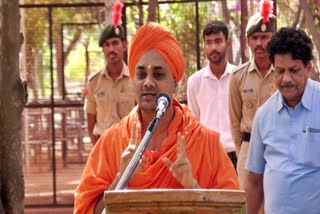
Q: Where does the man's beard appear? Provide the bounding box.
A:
[208,51,225,64]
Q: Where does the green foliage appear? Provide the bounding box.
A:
[22,0,102,99]
[23,8,48,51]
[125,4,150,41]
[159,3,197,76]
[276,1,297,28]
[21,1,320,100]
[64,37,104,82]
[39,42,54,97]
[156,2,217,100]
[65,45,86,82]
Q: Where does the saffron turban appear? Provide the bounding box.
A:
[128,22,185,82]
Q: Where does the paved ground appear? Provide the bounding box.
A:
[22,109,90,213]
[24,163,83,213]
[23,137,91,202]
[24,163,84,205]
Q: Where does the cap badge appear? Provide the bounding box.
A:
[115,27,120,35]
[261,24,267,32]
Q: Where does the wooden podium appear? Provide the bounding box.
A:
[104,189,246,214]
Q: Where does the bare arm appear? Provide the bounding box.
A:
[246,171,264,214]
[87,112,98,145]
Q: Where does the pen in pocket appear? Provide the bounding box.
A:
[303,127,320,135]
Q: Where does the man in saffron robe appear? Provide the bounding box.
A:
[74,22,240,214]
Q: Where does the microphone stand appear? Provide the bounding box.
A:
[115,94,169,190]
[102,117,160,214]
[115,117,160,190]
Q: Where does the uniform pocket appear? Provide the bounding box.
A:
[242,92,257,121]
[95,93,113,121]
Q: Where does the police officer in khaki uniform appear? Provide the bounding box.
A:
[85,24,135,145]
[229,11,277,190]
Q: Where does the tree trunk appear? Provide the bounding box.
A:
[221,1,233,64]
[0,0,26,213]
[147,0,158,22]
[21,9,38,101]
[132,0,144,27]
[292,1,302,28]
[55,30,81,99]
[240,0,249,63]
[23,39,38,100]
[301,0,320,81]
[104,0,115,25]
[249,0,254,15]
[55,33,64,98]
[301,0,320,58]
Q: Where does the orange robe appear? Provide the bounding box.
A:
[74,100,240,213]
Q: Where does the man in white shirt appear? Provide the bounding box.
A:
[187,20,237,169]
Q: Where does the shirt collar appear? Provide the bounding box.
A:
[101,62,129,80]
[300,78,313,111]
[248,60,275,75]
[247,60,257,73]
[275,92,284,112]
[203,62,233,79]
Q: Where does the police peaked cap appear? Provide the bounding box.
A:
[98,24,125,47]
[246,13,276,36]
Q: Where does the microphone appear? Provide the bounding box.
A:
[155,93,170,119]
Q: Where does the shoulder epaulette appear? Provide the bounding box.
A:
[88,70,101,81]
[232,61,251,74]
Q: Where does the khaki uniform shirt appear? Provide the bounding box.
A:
[229,60,277,154]
[84,62,135,135]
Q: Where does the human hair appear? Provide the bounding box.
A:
[202,20,228,40]
[267,27,313,66]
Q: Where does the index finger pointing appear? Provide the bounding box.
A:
[177,132,186,159]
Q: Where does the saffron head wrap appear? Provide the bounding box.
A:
[128,22,185,82]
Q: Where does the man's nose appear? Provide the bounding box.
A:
[209,43,217,51]
[256,38,263,46]
[143,74,155,88]
[108,45,115,51]
[282,71,292,82]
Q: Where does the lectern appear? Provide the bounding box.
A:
[104,189,246,214]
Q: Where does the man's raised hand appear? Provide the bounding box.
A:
[163,132,200,188]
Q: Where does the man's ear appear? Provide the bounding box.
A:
[171,79,177,93]
[226,39,231,48]
[306,61,313,78]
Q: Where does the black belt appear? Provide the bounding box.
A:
[242,132,251,142]
[227,151,237,160]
